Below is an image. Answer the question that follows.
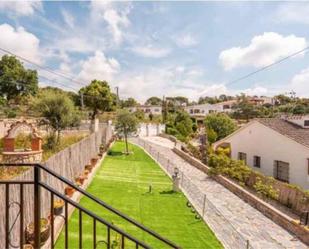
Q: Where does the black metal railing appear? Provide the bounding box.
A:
[0,163,180,249]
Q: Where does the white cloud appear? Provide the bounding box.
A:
[0,23,41,63]
[275,3,309,24]
[290,67,309,97]
[219,32,307,70]
[131,45,171,58]
[61,9,75,28]
[0,1,42,16]
[90,1,131,44]
[174,33,198,48]
[77,51,120,83]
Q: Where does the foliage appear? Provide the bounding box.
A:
[42,134,86,161]
[145,96,162,106]
[32,89,81,144]
[253,177,279,200]
[120,97,138,108]
[206,128,218,144]
[134,109,145,121]
[0,55,38,101]
[79,80,115,120]
[205,113,236,141]
[115,110,139,154]
[232,95,258,121]
[208,153,251,184]
[14,132,32,150]
[174,111,192,135]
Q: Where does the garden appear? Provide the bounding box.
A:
[55,141,222,249]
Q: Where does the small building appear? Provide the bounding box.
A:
[213,116,309,189]
[213,100,237,113]
[184,103,222,117]
[127,105,162,115]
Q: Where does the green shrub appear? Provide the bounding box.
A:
[253,177,279,200]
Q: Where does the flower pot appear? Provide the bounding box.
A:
[91,157,99,166]
[64,186,75,197]
[85,164,94,172]
[23,244,34,249]
[53,199,65,216]
[75,175,86,185]
[25,218,50,246]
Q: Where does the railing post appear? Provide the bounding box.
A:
[246,239,250,249]
[202,194,206,217]
[34,166,41,248]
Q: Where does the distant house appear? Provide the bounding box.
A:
[184,103,222,117]
[213,100,237,113]
[127,105,162,116]
[213,116,309,189]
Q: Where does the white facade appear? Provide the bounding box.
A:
[127,105,162,115]
[184,104,222,116]
[213,120,309,190]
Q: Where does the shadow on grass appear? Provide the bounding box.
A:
[159,190,177,195]
[107,150,123,156]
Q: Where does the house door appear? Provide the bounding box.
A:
[274,161,289,183]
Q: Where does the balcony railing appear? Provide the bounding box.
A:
[0,163,180,249]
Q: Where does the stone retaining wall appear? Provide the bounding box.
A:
[173,147,309,246]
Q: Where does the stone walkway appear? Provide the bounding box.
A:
[135,136,308,249]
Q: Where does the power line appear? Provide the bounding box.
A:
[0,47,86,88]
[226,45,309,87]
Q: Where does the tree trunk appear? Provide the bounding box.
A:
[124,128,129,155]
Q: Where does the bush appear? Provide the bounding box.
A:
[253,177,279,200]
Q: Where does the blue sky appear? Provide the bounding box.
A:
[1,1,309,102]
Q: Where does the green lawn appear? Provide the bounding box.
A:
[56,141,222,249]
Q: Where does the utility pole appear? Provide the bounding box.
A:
[115,86,119,106]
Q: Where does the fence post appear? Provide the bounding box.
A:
[246,240,250,249]
[202,194,206,217]
[157,152,160,161]
[34,166,41,248]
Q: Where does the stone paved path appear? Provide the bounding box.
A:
[135,136,308,249]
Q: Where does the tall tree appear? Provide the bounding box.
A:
[32,90,81,144]
[205,113,236,140]
[115,110,138,154]
[145,96,162,106]
[120,97,138,108]
[0,55,38,101]
[79,80,114,120]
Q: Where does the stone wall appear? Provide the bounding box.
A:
[173,147,309,246]
[0,123,113,249]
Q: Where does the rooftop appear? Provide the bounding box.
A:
[257,118,309,148]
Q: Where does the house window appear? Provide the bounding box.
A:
[304,120,309,126]
[238,152,247,164]
[253,156,261,168]
[274,160,289,183]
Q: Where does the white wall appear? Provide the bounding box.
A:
[138,123,165,137]
[217,121,309,189]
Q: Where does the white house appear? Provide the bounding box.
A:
[127,105,162,115]
[213,116,309,190]
[184,103,222,117]
[213,100,237,113]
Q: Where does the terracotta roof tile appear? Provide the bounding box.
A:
[256,118,309,148]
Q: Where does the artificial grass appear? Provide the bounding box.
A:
[55,141,222,249]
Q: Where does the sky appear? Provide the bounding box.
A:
[1,1,309,102]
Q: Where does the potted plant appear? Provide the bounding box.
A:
[25,218,51,246]
[75,175,87,185]
[53,199,65,215]
[23,244,34,249]
[64,185,75,197]
[85,164,94,172]
[91,157,99,166]
[83,169,90,176]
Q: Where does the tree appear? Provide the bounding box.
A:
[232,95,258,121]
[145,96,162,106]
[0,55,38,101]
[32,90,81,144]
[115,110,139,154]
[120,97,138,108]
[174,111,193,137]
[205,113,236,141]
[79,80,114,120]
